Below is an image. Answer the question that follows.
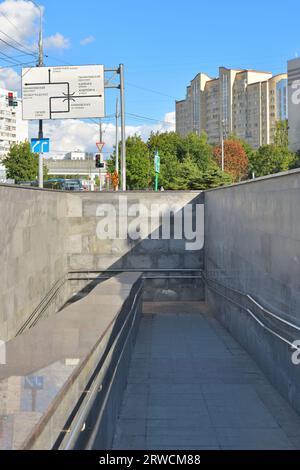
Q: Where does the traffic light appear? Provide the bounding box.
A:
[95,153,104,169]
[8,92,14,107]
[7,92,18,107]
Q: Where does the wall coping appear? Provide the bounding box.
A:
[2,168,300,196]
[205,168,300,193]
[0,184,203,195]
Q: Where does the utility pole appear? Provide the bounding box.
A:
[221,119,225,172]
[115,96,119,191]
[103,65,126,190]
[29,1,44,188]
[119,64,126,191]
[221,136,225,172]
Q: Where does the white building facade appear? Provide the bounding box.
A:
[0,88,29,181]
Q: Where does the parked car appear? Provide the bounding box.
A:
[62,179,84,191]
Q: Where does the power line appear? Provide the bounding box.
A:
[127,82,178,100]
[0,50,20,65]
[0,11,21,34]
[0,61,35,70]
[0,29,37,57]
[0,48,35,67]
[45,54,73,66]
[126,112,175,126]
[0,36,37,57]
[88,115,115,125]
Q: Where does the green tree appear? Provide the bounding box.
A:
[289,149,300,170]
[250,144,296,177]
[199,163,233,189]
[107,131,234,191]
[148,132,183,189]
[3,141,48,183]
[125,136,153,189]
[183,132,213,171]
[108,136,153,190]
[171,155,202,190]
[274,120,289,149]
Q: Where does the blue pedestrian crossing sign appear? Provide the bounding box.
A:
[31,138,50,153]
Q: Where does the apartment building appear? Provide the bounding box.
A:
[288,58,300,153]
[176,67,288,149]
[0,88,29,181]
[176,86,192,137]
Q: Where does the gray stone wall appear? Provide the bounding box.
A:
[0,186,75,341]
[66,192,204,302]
[205,170,300,414]
[0,188,204,340]
[205,170,300,320]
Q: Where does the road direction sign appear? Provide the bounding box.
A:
[31,138,50,153]
[22,65,105,120]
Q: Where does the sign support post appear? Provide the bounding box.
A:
[37,3,44,189]
[104,66,126,191]
[115,96,119,191]
[119,64,126,191]
[154,151,160,192]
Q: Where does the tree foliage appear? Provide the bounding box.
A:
[109,131,233,190]
[125,136,154,189]
[3,141,48,183]
[107,124,300,189]
[274,120,289,149]
[249,144,296,177]
[213,140,249,182]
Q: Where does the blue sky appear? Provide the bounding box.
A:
[0,0,299,153]
[40,0,300,122]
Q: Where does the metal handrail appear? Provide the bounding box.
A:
[69,269,204,274]
[60,282,143,450]
[203,273,300,332]
[204,277,300,351]
[17,269,204,336]
[16,274,68,335]
[247,294,300,332]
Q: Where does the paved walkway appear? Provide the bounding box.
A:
[112,307,300,450]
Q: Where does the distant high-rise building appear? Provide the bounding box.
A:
[175,86,192,138]
[0,88,29,181]
[288,58,300,153]
[176,67,288,149]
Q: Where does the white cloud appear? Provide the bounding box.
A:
[0,2,70,92]
[0,67,21,92]
[80,36,95,46]
[29,112,176,158]
[0,0,40,51]
[44,33,70,50]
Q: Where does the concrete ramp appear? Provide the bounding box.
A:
[110,303,300,450]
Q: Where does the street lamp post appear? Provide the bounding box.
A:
[221,119,226,172]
